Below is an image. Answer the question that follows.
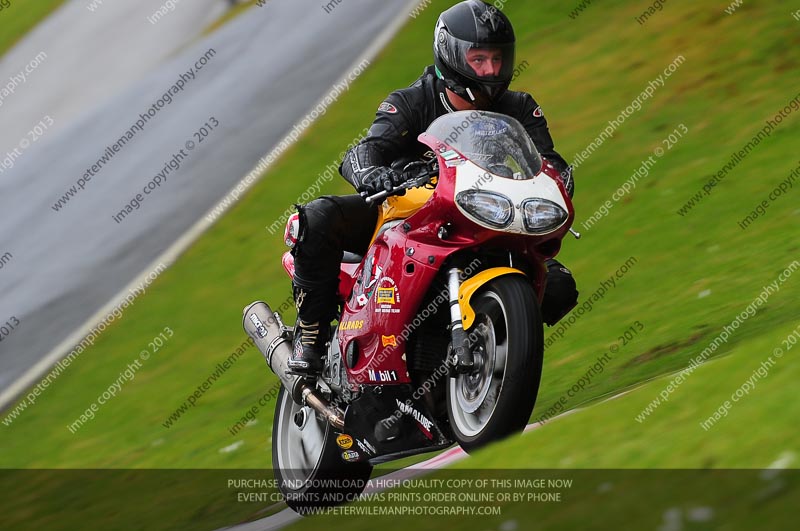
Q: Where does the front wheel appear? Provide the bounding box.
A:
[447,275,544,453]
[272,387,372,514]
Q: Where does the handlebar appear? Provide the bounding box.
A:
[360,160,438,206]
[361,188,393,205]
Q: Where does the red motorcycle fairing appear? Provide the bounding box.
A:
[337,229,448,386]
[282,118,573,392]
[336,136,572,389]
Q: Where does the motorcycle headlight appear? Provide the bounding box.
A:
[456,190,514,229]
[521,199,568,234]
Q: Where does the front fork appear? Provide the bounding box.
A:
[447,268,475,373]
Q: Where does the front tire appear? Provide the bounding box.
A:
[447,275,543,453]
[272,387,372,514]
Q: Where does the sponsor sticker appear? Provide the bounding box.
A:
[374,277,400,314]
[376,286,397,304]
[381,335,398,348]
[341,450,360,462]
[336,434,354,450]
[395,399,434,439]
[249,313,268,338]
[378,101,398,114]
[356,438,377,456]
[354,255,382,307]
[533,106,544,118]
[340,320,364,331]
[368,369,398,382]
[474,120,507,137]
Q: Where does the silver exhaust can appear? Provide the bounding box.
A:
[242,301,346,428]
[242,301,302,402]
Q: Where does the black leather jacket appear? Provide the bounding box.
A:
[340,65,570,190]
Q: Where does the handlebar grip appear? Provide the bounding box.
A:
[363,189,391,205]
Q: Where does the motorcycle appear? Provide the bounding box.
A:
[242,110,576,513]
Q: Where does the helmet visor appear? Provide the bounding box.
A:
[437,32,515,86]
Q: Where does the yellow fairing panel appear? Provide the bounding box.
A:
[459,267,526,330]
[371,186,434,241]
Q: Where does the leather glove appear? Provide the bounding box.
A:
[357,166,405,196]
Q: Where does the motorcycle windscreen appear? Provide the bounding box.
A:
[426,111,543,180]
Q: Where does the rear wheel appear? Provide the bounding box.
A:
[447,275,543,453]
[272,387,372,514]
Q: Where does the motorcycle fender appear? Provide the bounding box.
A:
[459,267,526,330]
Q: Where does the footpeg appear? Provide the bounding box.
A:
[284,369,319,381]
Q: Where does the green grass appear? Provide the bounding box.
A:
[286,330,800,530]
[1,0,799,528]
[0,0,67,58]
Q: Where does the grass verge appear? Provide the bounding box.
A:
[0,0,66,58]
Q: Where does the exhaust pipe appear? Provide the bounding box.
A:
[242,301,345,430]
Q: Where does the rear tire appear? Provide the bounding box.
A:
[272,387,372,514]
[447,275,543,453]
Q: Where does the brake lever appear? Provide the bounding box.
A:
[361,161,439,205]
[362,179,418,206]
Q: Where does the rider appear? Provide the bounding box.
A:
[287,0,578,375]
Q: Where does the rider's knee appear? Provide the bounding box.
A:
[290,197,343,258]
[301,196,343,233]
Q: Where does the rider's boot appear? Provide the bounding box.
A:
[287,284,336,377]
[541,259,579,326]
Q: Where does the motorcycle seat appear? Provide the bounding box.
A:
[342,252,363,264]
[341,220,404,265]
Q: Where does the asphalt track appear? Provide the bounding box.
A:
[0,0,414,398]
[221,445,471,531]
[220,389,638,530]
[220,419,567,530]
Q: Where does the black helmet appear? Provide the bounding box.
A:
[434,0,516,107]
